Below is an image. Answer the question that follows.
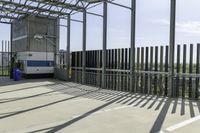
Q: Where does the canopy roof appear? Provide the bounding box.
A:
[0,0,103,24]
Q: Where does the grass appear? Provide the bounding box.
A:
[0,67,10,76]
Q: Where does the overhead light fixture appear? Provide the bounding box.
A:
[34,34,43,39]
[82,0,102,4]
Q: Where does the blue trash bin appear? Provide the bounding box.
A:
[15,69,21,81]
[13,68,17,80]
[13,68,21,81]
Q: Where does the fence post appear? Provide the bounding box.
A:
[176,45,180,97]
[112,49,114,90]
[145,47,149,94]
[154,46,158,95]
[189,44,193,99]
[55,18,60,68]
[82,9,87,84]
[136,48,140,92]
[164,46,169,96]
[141,47,144,93]
[169,0,176,97]
[102,1,107,89]
[5,40,7,76]
[130,0,136,92]
[121,48,124,91]
[125,48,128,91]
[182,44,187,98]
[196,43,200,99]
[66,14,71,81]
[10,23,13,79]
[149,47,153,94]
[8,41,11,75]
[159,46,164,95]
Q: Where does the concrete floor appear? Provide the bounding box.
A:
[0,78,200,133]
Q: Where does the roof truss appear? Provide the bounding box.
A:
[0,0,91,23]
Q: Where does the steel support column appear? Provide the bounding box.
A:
[168,0,176,97]
[10,23,13,79]
[55,18,60,68]
[102,1,108,89]
[82,9,87,84]
[130,0,136,92]
[66,14,71,80]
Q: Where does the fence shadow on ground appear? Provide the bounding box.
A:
[49,82,200,133]
[0,80,200,133]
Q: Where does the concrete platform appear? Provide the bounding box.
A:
[0,79,200,133]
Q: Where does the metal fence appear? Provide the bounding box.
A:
[71,44,200,100]
[0,40,11,76]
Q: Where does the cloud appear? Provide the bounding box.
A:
[150,19,170,25]
[151,19,200,35]
[176,21,200,35]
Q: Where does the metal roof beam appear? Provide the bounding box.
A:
[0,14,18,20]
[29,0,84,11]
[0,20,10,24]
[0,0,69,16]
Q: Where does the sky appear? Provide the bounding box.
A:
[1,0,200,52]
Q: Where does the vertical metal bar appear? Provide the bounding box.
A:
[189,44,193,99]
[121,48,124,91]
[107,49,111,89]
[55,18,60,68]
[145,47,149,94]
[159,46,164,95]
[66,14,71,81]
[87,51,90,84]
[108,49,112,89]
[105,50,109,88]
[81,51,83,82]
[77,52,79,82]
[169,0,176,97]
[125,48,128,91]
[165,46,169,96]
[92,50,95,85]
[76,52,78,82]
[112,49,114,90]
[86,51,89,68]
[102,1,108,89]
[10,23,13,79]
[136,47,140,92]
[114,49,117,90]
[141,47,144,93]
[149,47,153,94]
[196,44,200,99]
[5,41,7,76]
[100,50,102,87]
[94,50,97,86]
[97,50,100,87]
[130,0,136,92]
[82,10,87,84]
[71,52,74,81]
[117,49,121,91]
[154,46,158,95]
[79,52,81,82]
[176,45,180,97]
[2,41,3,76]
[182,44,187,98]
[72,52,75,67]
[59,53,61,68]
[8,41,10,76]
[128,48,131,91]
[75,52,77,82]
